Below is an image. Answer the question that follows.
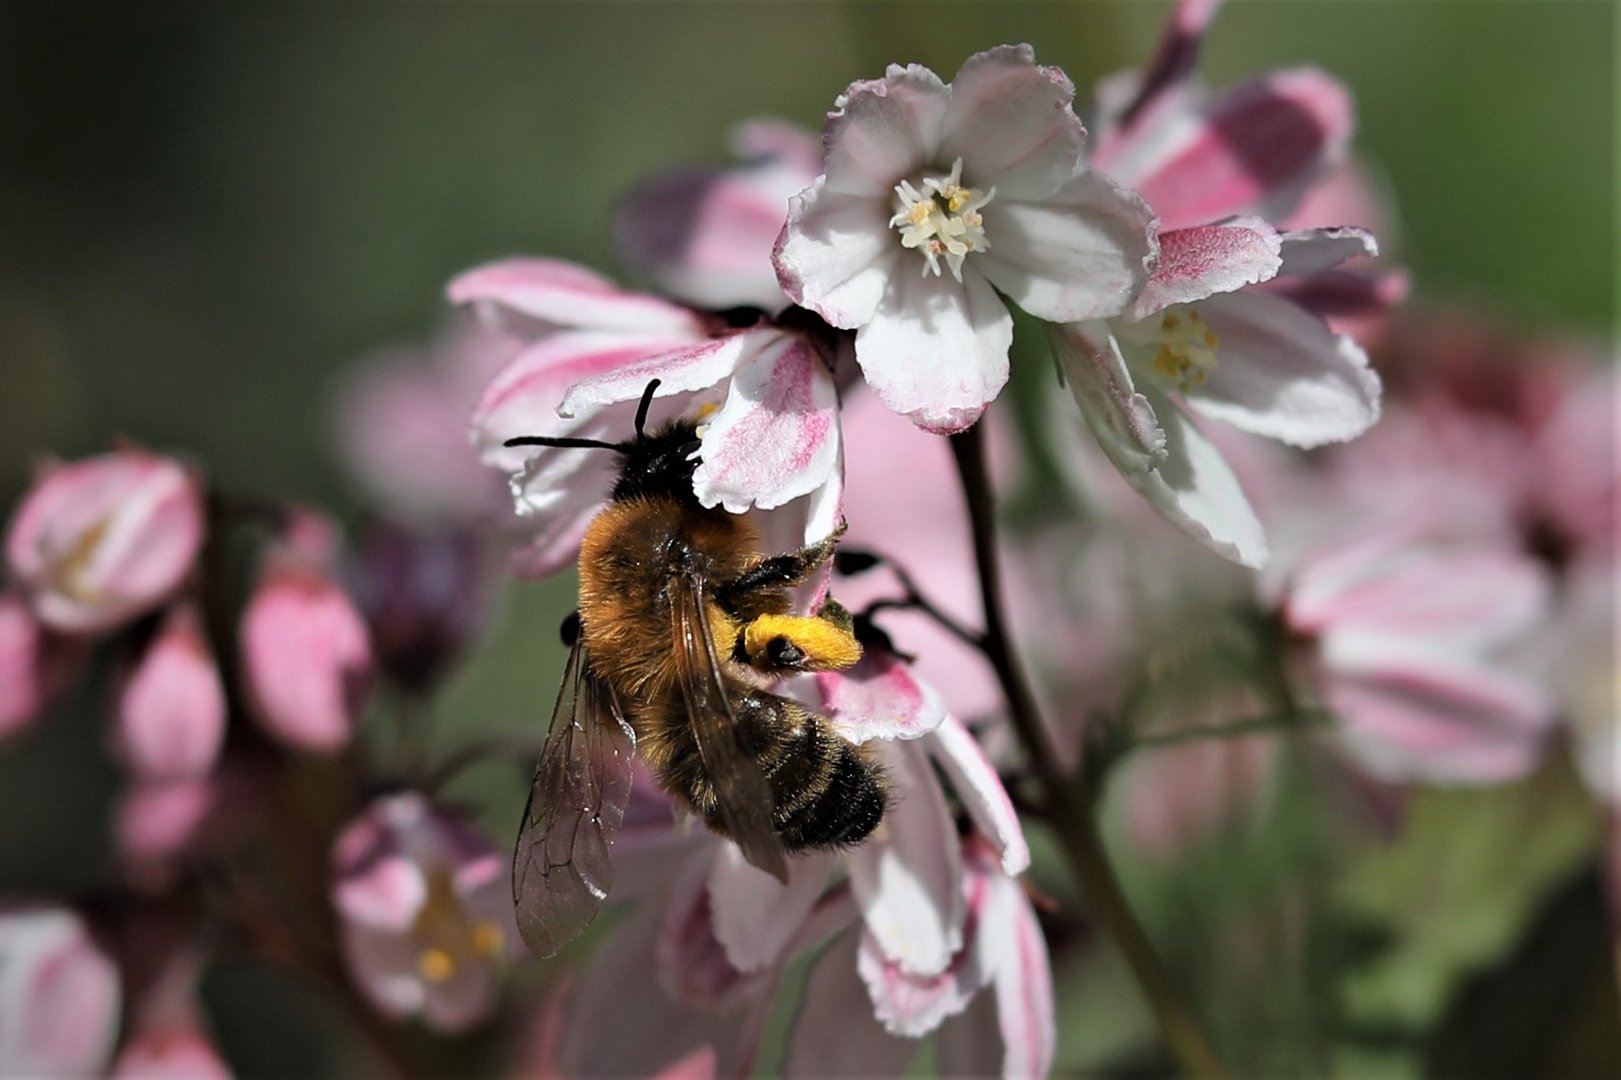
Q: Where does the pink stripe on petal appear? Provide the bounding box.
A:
[926,717,1030,875]
[1131,218,1282,318]
[1311,549,1549,649]
[447,258,702,334]
[691,334,840,513]
[1136,69,1354,230]
[818,647,948,744]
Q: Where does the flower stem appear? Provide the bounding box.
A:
[948,422,1228,1079]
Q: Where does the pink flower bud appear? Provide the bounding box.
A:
[240,540,372,754]
[115,604,226,781]
[6,451,205,634]
[0,905,122,1076]
[332,792,516,1034]
[0,591,84,742]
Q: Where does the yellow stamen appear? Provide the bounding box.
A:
[470,921,505,957]
[417,948,456,983]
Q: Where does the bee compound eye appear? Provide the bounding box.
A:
[559,610,581,647]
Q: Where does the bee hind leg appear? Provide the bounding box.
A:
[736,597,861,675]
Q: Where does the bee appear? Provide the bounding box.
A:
[508,380,887,957]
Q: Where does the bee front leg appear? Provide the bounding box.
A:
[720,519,848,605]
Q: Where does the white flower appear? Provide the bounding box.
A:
[774,45,1157,434]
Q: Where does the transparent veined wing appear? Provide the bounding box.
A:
[512,635,637,956]
[671,569,789,883]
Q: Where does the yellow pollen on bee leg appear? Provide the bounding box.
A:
[417,948,456,983]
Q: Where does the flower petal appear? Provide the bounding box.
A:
[1186,290,1380,447]
[707,845,834,973]
[977,169,1158,322]
[1051,320,1167,476]
[1327,659,1555,784]
[854,267,1013,434]
[447,258,702,336]
[558,336,748,419]
[846,739,966,976]
[784,932,921,1078]
[774,180,896,329]
[692,333,840,513]
[613,151,809,313]
[927,718,1030,875]
[1297,549,1549,651]
[821,65,949,198]
[472,331,706,472]
[1131,218,1282,318]
[978,861,1056,1080]
[818,648,948,744]
[1275,226,1379,277]
[1132,69,1355,230]
[1105,383,1270,568]
[940,44,1087,201]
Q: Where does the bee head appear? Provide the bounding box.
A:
[501,379,705,507]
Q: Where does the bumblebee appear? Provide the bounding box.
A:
[509,381,887,957]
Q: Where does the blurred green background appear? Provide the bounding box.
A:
[0,2,1614,1076]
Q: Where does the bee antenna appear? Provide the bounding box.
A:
[501,435,628,452]
[633,378,661,441]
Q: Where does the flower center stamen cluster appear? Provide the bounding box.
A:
[1145,308,1221,393]
[411,871,505,983]
[889,158,996,282]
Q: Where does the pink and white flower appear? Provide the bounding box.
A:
[6,450,205,634]
[452,259,844,578]
[1276,523,1555,785]
[1053,0,1387,568]
[239,514,373,754]
[615,119,821,313]
[774,44,1157,434]
[114,603,226,782]
[0,905,122,1077]
[788,838,1054,1079]
[331,792,518,1035]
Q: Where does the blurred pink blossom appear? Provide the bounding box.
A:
[1278,526,1555,784]
[331,792,518,1034]
[240,515,373,754]
[615,119,820,313]
[6,450,205,634]
[0,590,84,742]
[331,322,519,525]
[774,44,1157,434]
[0,904,122,1076]
[452,258,844,577]
[114,603,226,782]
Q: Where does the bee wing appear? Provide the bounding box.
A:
[512,636,638,957]
[672,569,790,884]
